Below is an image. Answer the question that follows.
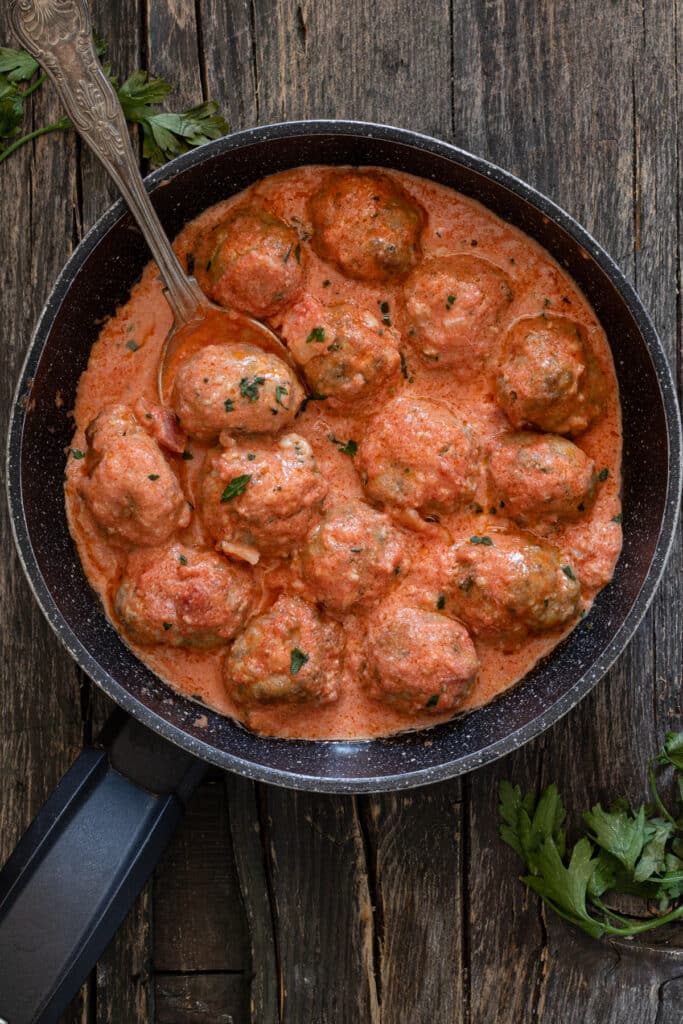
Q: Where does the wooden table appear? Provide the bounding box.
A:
[1,1,681,1021]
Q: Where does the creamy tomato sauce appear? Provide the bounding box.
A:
[65,166,622,740]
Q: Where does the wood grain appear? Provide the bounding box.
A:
[0,1,681,1022]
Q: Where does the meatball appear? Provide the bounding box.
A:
[77,404,190,547]
[308,170,424,282]
[116,543,254,648]
[194,207,304,318]
[279,296,401,408]
[448,531,581,645]
[171,343,303,441]
[301,503,407,613]
[404,255,513,373]
[201,434,328,559]
[361,600,479,714]
[488,432,597,524]
[225,595,343,706]
[496,314,604,436]
[357,395,480,516]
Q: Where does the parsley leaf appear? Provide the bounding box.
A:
[239,376,266,402]
[498,730,683,940]
[328,433,358,457]
[220,474,251,502]
[290,648,309,674]
[306,326,326,344]
[470,535,493,546]
[0,47,39,83]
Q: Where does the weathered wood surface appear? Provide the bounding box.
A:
[0,1,681,1022]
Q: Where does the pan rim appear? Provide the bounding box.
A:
[6,119,682,792]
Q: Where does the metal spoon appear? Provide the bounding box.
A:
[10,0,294,403]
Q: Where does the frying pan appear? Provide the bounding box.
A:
[1,121,681,1023]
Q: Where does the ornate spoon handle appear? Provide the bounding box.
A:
[10,0,205,323]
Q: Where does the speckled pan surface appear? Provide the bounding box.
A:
[6,121,682,792]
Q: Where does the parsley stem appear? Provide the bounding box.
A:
[600,901,683,936]
[0,117,71,165]
[19,72,48,98]
[648,761,678,825]
[590,897,635,927]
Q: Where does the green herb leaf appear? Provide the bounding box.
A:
[290,648,309,674]
[583,803,648,873]
[659,731,683,771]
[239,376,266,402]
[328,433,357,457]
[220,474,251,503]
[598,467,609,482]
[275,384,289,408]
[148,473,160,481]
[306,326,326,344]
[70,449,85,460]
[469,535,493,546]
[436,594,446,610]
[426,694,440,708]
[562,564,577,581]
[0,47,39,83]
[182,449,194,460]
[178,554,188,566]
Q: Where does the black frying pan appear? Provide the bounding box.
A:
[2,122,681,1024]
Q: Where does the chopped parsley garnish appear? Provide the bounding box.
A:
[275,384,289,408]
[126,340,139,352]
[148,474,160,481]
[379,300,391,325]
[598,467,609,482]
[577,502,585,512]
[612,512,623,524]
[224,398,234,412]
[322,279,331,287]
[290,648,309,674]
[70,448,85,459]
[298,392,328,414]
[446,293,456,309]
[163,622,172,631]
[283,244,293,263]
[426,694,440,708]
[562,564,577,580]
[178,554,187,565]
[328,433,358,457]
[247,453,256,461]
[436,594,446,610]
[306,326,326,344]
[294,243,301,263]
[510,390,518,401]
[239,376,266,402]
[182,449,193,460]
[470,535,493,546]
[544,297,551,307]
[350,546,362,553]
[220,474,252,502]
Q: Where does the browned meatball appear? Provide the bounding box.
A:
[201,434,328,560]
[171,343,303,442]
[448,531,580,645]
[279,296,401,408]
[224,595,343,706]
[194,207,304,318]
[77,404,190,547]
[357,395,480,516]
[404,255,513,373]
[496,315,604,436]
[301,503,407,613]
[308,170,424,282]
[361,600,479,714]
[488,432,597,524]
[116,543,254,647]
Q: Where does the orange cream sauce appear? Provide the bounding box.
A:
[65,166,622,740]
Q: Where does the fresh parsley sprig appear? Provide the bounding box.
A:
[498,730,683,939]
[0,38,229,167]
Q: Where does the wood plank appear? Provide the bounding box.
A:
[153,776,250,972]
[259,788,379,1022]
[360,785,465,1023]
[155,974,250,1024]
[249,0,453,137]
[199,0,259,130]
[224,774,279,1024]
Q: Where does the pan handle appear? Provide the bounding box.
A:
[0,712,206,1024]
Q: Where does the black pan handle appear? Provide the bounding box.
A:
[0,711,207,1024]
